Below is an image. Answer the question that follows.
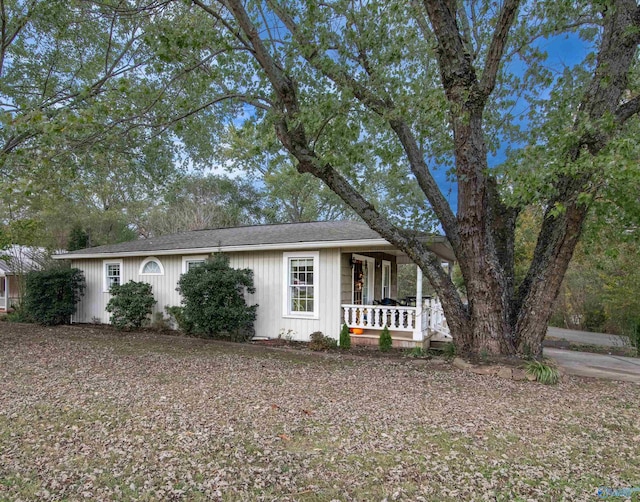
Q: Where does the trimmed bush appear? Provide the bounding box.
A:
[309,331,337,351]
[176,253,257,341]
[106,281,156,329]
[23,268,85,325]
[339,323,351,349]
[379,325,392,352]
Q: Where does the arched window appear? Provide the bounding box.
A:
[139,257,164,276]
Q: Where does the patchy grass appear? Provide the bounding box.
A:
[1,323,640,501]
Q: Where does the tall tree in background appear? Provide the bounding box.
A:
[550,217,640,338]
[221,105,441,228]
[0,0,176,248]
[220,123,353,222]
[0,0,229,248]
[140,174,265,236]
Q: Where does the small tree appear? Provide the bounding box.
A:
[23,268,85,325]
[379,325,392,352]
[106,281,156,330]
[339,323,351,350]
[176,253,258,340]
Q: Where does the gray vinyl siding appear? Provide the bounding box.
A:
[71,259,106,324]
[71,256,183,324]
[228,249,341,340]
[71,248,342,341]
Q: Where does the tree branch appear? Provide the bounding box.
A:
[615,94,640,125]
[409,0,434,40]
[265,1,460,251]
[421,0,478,97]
[479,0,520,97]
[0,0,37,76]
[192,0,253,53]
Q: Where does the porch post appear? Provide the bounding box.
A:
[413,266,423,341]
[5,275,9,310]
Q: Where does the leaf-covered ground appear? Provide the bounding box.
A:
[1,322,639,501]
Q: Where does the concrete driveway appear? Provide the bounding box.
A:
[546,326,629,347]
[544,347,640,384]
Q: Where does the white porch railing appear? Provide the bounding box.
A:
[424,298,452,341]
[0,295,5,310]
[341,298,452,342]
[342,304,418,332]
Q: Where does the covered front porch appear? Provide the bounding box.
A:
[338,244,453,348]
[342,297,451,348]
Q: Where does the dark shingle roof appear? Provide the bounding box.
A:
[61,221,390,256]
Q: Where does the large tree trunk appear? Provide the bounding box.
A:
[417,0,639,359]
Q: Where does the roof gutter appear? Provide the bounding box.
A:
[53,238,396,260]
[53,235,452,261]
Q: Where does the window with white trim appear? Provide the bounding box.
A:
[182,255,208,274]
[283,252,319,318]
[139,257,164,275]
[104,261,122,292]
[186,259,205,271]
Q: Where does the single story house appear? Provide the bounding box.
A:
[53,221,453,347]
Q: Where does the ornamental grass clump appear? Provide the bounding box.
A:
[442,341,457,359]
[525,359,560,385]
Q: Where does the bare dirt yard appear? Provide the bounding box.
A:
[1,322,639,501]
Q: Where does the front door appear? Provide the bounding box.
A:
[352,255,374,305]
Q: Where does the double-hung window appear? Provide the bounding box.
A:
[182,255,207,274]
[103,260,123,292]
[283,252,319,318]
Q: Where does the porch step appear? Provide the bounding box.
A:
[350,333,426,349]
[428,340,453,351]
